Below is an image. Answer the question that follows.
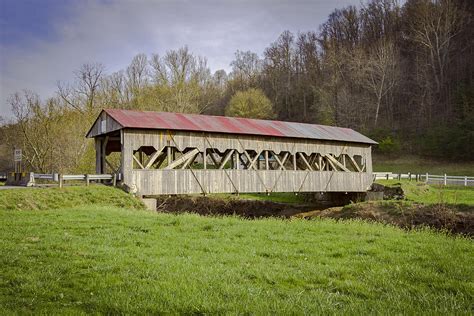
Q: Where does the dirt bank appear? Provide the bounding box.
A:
[295,202,474,236]
[155,195,322,218]
[154,195,473,236]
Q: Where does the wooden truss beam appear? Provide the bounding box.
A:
[243,150,261,170]
[325,154,350,172]
[298,153,313,171]
[272,151,288,170]
[165,149,199,170]
[219,149,235,169]
[144,148,164,169]
[347,155,362,172]
[181,150,199,169]
[132,154,145,169]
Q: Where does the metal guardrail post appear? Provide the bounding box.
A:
[444,174,447,186]
[59,174,63,188]
[425,173,429,183]
[465,176,468,187]
[113,173,117,187]
[85,174,90,186]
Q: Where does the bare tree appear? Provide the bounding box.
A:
[407,0,466,95]
[362,40,400,126]
[57,63,105,113]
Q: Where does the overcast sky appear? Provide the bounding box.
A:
[0,0,361,118]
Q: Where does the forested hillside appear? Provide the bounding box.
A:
[1,0,473,173]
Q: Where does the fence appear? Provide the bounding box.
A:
[30,172,120,187]
[373,172,474,186]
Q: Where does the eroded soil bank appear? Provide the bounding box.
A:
[155,195,321,218]
[296,202,474,236]
[154,195,473,236]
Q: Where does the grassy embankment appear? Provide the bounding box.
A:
[377,179,474,206]
[373,155,474,175]
[1,186,473,314]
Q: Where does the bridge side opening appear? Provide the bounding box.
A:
[129,144,367,173]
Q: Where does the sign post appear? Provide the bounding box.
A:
[14,148,22,173]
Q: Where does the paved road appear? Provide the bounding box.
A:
[0,185,33,190]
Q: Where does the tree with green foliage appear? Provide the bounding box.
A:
[225,88,275,119]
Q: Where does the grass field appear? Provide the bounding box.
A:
[1,187,473,314]
[373,155,474,176]
[377,179,474,206]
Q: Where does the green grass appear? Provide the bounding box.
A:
[0,185,144,211]
[1,204,473,314]
[377,179,474,206]
[373,155,474,176]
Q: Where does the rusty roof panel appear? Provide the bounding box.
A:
[100,109,377,144]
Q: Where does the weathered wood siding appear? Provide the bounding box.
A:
[131,170,373,195]
[121,129,373,195]
[87,112,123,138]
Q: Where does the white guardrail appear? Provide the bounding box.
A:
[31,172,119,187]
[373,172,474,186]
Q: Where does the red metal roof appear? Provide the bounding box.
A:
[100,109,377,144]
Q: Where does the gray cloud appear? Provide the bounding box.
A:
[0,0,360,118]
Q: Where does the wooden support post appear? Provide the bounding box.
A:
[264,150,269,170]
[235,151,240,170]
[293,153,297,171]
[167,146,172,166]
[139,148,143,166]
[59,174,63,188]
[85,174,90,186]
[95,138,102,174]
[203,149,207,170]
[101,136,108,174]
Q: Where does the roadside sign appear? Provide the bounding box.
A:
[14,149,22,162]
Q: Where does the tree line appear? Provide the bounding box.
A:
[1,0,473,173]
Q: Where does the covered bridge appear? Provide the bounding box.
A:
[86,109,377,196]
